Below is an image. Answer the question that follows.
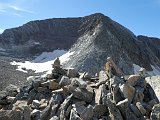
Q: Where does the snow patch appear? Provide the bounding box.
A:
[33,50,67,63]
[10,50,74,75]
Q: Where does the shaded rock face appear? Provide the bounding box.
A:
[0,18,81,57]
[0,13,160,74]
[137,35,160,62]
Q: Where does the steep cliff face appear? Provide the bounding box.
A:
[0,13,159,75]
[0,18,82,57]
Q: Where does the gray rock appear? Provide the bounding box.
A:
[50,116,59,120]
[145,76,160,102]
[127,75,141,86]
[94,85,103,105]
[59,76,71,86]
[72,104,93,120]
[5,84,18,97]
[49,104,59,118]
[67,68,79,78]
[33,78,42,89]
[93,104,107,118]
[132,90,144,104]
[41,81,50,87]
[150,103,160,120]
[71,78,87,89]
[59,94,73,120]
[69,109,81,120]
[109,76,125,103]
[65,104,72,117]
[12,100,31,120]
[52,93,63,105]
[119,83,135,103]
[0,110,23,120]
[70,87,93,103]
[49,80,61,91]
[31,109,41,120]
[32,100,40,109]
[116,99,138,120]
[40,97,53,120]
[143,83,159,103]
[136,102,146,115]
[27,89,37,105]
[130,104,142,118]
[0,90,8,100]
[99,70,108,81]
[105,97,123,120]
[37,87,48,93]
[6,96,16,103]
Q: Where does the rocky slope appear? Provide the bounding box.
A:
[0,60,159,120]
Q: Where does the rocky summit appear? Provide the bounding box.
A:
[0,58,160,120]
[0,13,160,119]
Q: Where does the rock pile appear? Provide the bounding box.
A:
[0,57,159,120]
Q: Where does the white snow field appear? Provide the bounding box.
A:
[11,50,74,75]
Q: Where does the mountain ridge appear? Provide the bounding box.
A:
[0,13,159,75]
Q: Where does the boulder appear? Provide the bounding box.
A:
[66,68,79,78]
[145,76,160,102]
[49,104,59,118]
[71,78,87,89]
[133,90,144,104]
[59,94,73,120]
[59,76,71,86]
[0,91,8,105]
[12,100,31,120]
[95,70,108,87]
[0,90,8,100]
[49,80,61,91]
[5,84,18,97]
[116,99,139,120]
[130,104,142,118]
[127,75,141,86]
[69,109,81,120]
[143,83,159,103]
[106,97,123,120]
[72,104,93,120]
[7,96,16,103]
[70,87,93,103]
[32,100,40,109]
[136,102,146,115]
[27,89,37,105]
[40,98,53,120]
[31,109,41,120]
[119,83,135,103]
[150,103,160,120]
[93,104,107,118]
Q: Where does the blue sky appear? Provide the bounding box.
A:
[0,0,160,38]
